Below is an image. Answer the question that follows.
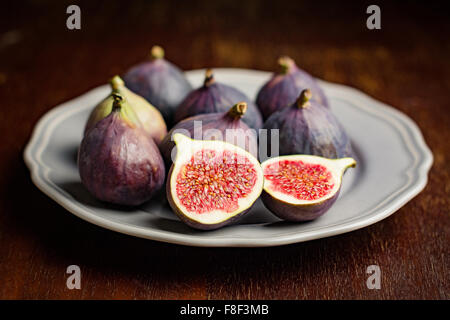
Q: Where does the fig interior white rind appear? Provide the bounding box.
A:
[169,133,264,226]
[261,155,356,205]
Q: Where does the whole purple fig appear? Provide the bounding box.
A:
[84,75,167,144]
[263,89,352,159]
[174,69,263,130]
[256,56,329,120]
[123,46,192,126]
[78,93,165,206]
[160,102,258,164]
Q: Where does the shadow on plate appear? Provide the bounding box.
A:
[58,142,79,168]
[59,181,137,212]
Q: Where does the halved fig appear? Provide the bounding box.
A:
[167,134,264,230]
[261,155,356,221]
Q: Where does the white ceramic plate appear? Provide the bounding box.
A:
[24,69,433,247]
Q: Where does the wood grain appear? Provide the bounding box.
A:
[0,0,448,299]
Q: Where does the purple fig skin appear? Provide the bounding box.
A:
[256,57,329,120]
[123,47,192,126]
[160,104,258,164]
[78,109,166,206]
[174,70,263,130]
[261,189,339,222]
[165,165,251,230]
[263,90,352,159]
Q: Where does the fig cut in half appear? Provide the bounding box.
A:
[167,134,264,230]
[261,155,356,222]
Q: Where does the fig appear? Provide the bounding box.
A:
[256,56,329,120]
[166,134,263,230]
[123,45,192,126]
[160,102,258,164]
[263,89,353,159]
[261,155,356,221]
[84,75,167,144]
[78,93,165,206]
[174,69,263,130]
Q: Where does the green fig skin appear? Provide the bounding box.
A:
[84,76,167,145]
[78,95,166,206]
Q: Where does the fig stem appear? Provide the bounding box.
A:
[204,68,215,86]
[150,45,165,60]
[296,89,312,108]
[110,75,124,90]
[111,93,139,127]
[227,102,247,119]
[278,56,295,74]
[111,92,124,112]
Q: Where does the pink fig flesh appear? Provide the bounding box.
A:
[166,134,263,230]
[261,155,355,222]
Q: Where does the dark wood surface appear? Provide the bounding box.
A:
[0,1,448,299]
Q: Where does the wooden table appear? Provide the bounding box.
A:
[0,1,448,299]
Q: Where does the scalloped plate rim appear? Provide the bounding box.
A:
[23,68,433,247]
